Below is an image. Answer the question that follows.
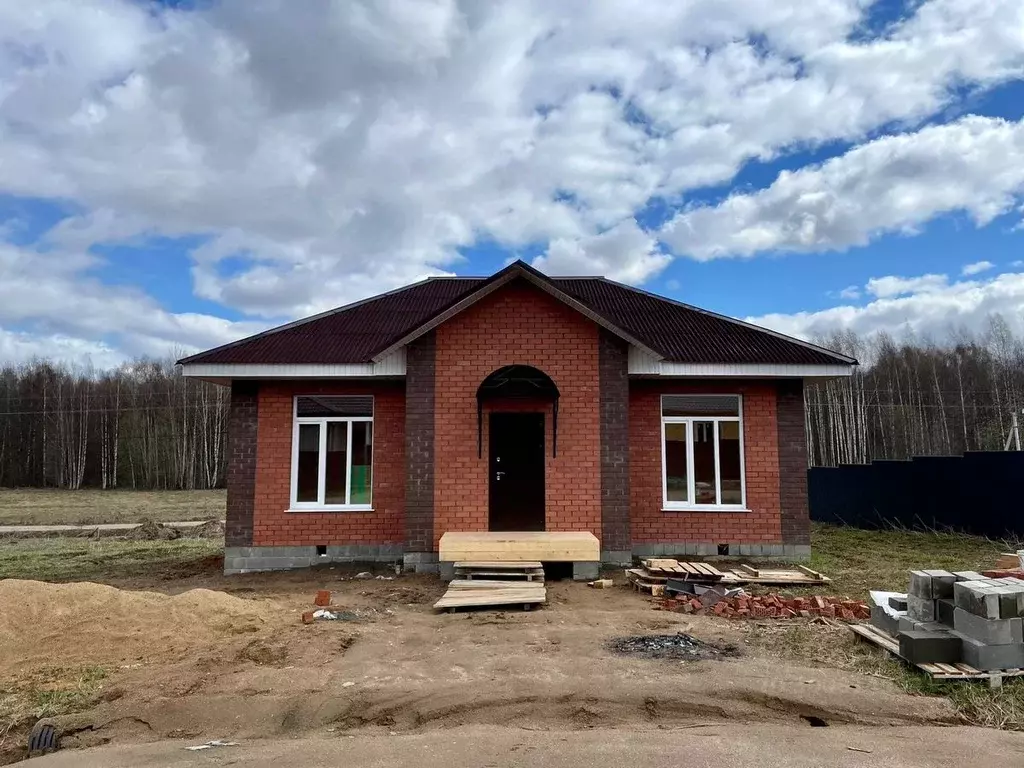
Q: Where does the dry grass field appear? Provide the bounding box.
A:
[0,488,225,526]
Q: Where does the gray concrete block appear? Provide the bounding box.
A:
[958,635,1024,671]
[871,605,900,637]
[765,544,784,557]
[601,550,632,567]
[888,595,909,611]
[898,630,962,665]
[954,581,1002,619]
[923,570,956,599]
[403,551,437,567]
[907,595,936,622]
[936,598,955,626]
[573,562,600,581]
[953,608,1024,645]
[695,543,717,556]
[909,570,933,598]
[780,545,810,561]
[438,562,455,581]
[953,571,986,582]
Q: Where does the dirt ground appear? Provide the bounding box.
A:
[0,563,979,765]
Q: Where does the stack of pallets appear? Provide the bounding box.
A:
[433,562,547,612]
[628,559,725,594]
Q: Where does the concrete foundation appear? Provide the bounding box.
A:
[403,551,440,574]
[572,562,600,581]
[601,550,633,567]
[224,544,403,574]
[630,543,811,561]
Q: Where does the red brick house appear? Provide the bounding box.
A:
[179,261,855,573]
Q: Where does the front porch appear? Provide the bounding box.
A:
[437,531,601,581]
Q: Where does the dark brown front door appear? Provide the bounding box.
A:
[488,412,545,531]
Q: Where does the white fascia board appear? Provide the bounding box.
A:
[181,349,407,379]
[652,362,853,378]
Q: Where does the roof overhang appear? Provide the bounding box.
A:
[370,260,663,363]
[179,349,407,384]
[627,346,854,378]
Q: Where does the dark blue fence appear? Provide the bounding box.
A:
[808,451,1024,539]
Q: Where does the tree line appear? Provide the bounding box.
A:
[806,315,1024,466]
[1,317,1024,489]
[0,359,228,490]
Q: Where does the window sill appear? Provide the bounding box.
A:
[288,506,374,513]
[662,506,751,513]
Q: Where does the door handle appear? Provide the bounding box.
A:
[495,471,506,481]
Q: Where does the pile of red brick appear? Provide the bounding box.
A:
[660,593,871,621]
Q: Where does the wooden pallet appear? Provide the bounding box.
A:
[433,583,546,611]
[642,559,725,581]
[626,568,666,596]
[454,561,545,582]
[850,623,1024,689]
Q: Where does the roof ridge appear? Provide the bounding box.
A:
[580,276,858,365]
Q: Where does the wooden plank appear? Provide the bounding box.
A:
[849,622,900,654]
[434,589,547,610]
[934,663,962,674]
[447,580,546,590]
[627,568,665,584]
[439,532,599,563]
[735,564,759,577]
[459,571,544,581]
[996,553,1021,569]
[454,561,542,570]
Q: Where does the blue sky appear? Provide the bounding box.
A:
[2,0,1024,368]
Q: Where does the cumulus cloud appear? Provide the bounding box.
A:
[962,260,995,276]
[1,1,1024,362]
[749,270,1024,341]
[661,116,1024,259]
[837,285,861,300]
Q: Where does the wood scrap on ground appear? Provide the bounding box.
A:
[628,558,831,588]
[588,579,614,589]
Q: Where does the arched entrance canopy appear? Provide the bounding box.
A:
[476,365,560,458]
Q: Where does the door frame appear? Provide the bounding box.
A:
[487,411,546,531]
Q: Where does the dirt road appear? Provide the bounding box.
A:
[31,724,1024,767]
[0,569,993,763]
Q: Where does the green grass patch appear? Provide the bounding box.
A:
[0,537,222,582]
[809,522,1008,596]
[0,488,226,526]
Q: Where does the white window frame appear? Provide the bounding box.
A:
[290,397,374,511]
[660,394,747,511]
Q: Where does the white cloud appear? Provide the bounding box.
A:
[1,1,1024,362]
[838,285,861,300]
[962,260,995,276]
[749,270,1024,340]
[661,116,1024,259]
[866,274,949,299]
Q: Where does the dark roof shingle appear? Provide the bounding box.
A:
[180,267,853,367]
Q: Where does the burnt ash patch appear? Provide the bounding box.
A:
[609,633,740,661]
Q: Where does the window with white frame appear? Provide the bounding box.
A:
[661,394,745,510]
[292,396,373,510]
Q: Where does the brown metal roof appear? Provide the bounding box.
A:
[179,262,854,367]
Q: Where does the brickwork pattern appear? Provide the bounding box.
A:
[405,333,436,552]
[629,380,783,544]
[253,381,405,546]
[776,379,811,545]
[226,381,258,547]
[433,280,602,547]
[599,329,631,552]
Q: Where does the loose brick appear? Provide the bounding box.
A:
[314,590,331,607]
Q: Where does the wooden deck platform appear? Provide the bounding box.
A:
[439,531,600,563]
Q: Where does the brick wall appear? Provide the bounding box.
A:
[433,279,602,547]
[629,380,783,544]
[599,330,630,553]
[252,381,405,546]
[776,379,811,545]
[405,333,436,553]
[226,381,258,547]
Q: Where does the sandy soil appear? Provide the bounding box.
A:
[0,565,969,764]
[32,724,1024,768]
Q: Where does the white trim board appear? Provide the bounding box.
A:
[628,348,852,378]
[180,350,407,380]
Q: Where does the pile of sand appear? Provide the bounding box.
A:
[0,580,271,671]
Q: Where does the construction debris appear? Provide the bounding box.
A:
[314,590,332,606]
[185,740,239,752]
[609,632,739,660]
[659,593,869,621]
[857,568,1024,687]
[588,579,614,589]
[627,559,831,591]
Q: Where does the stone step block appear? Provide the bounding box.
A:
[954,581,1002,619]
[908,595,936,622]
